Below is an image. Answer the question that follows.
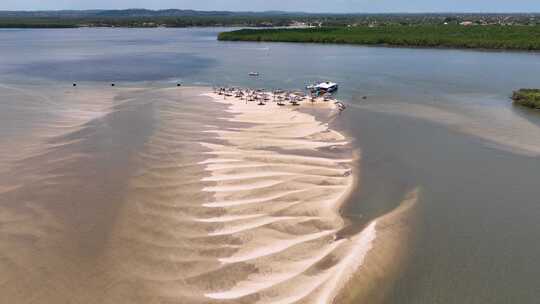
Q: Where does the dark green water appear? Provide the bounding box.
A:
[1,27,539,303]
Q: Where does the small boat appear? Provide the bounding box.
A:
[315,81,339,93]
[249,72,260,77]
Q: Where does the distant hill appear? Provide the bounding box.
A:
[1,10,539,18]
[0,9,538,28]
[0,9,307,19]
[0,9,316,28]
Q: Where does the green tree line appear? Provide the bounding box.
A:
[218,25,540,51]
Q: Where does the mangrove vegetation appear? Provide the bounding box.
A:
[513,89,540,109]
[218,25,540,51]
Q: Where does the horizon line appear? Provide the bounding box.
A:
[1,8,540,15]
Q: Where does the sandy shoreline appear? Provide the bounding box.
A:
[199,91,359,302]
[0,85,416,304]
[199,90,415,304]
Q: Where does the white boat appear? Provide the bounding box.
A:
[249,72,260,76]
[314,81,338,92]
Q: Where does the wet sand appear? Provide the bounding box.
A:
[0,85,416,303]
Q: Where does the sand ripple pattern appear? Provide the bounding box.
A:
[0,87,402,304]
[104,89,378,304]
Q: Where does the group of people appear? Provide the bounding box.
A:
[214,87,345,111]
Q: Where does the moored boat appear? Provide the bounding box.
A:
[307,81,339,93]
[315,81,338,92]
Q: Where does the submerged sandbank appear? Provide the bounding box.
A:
[0,85,416,304]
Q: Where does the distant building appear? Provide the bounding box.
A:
[290,21,309,28]
[460,21,474,26]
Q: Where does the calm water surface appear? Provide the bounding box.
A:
[1,28,540,303]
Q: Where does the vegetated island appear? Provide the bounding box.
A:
[512,89,540,109]
[218,25,540,51]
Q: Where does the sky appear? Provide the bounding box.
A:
[1,0,540,13]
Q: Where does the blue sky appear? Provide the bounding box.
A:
[1,0,540,13]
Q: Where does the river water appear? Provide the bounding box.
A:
[1,27,539,303]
